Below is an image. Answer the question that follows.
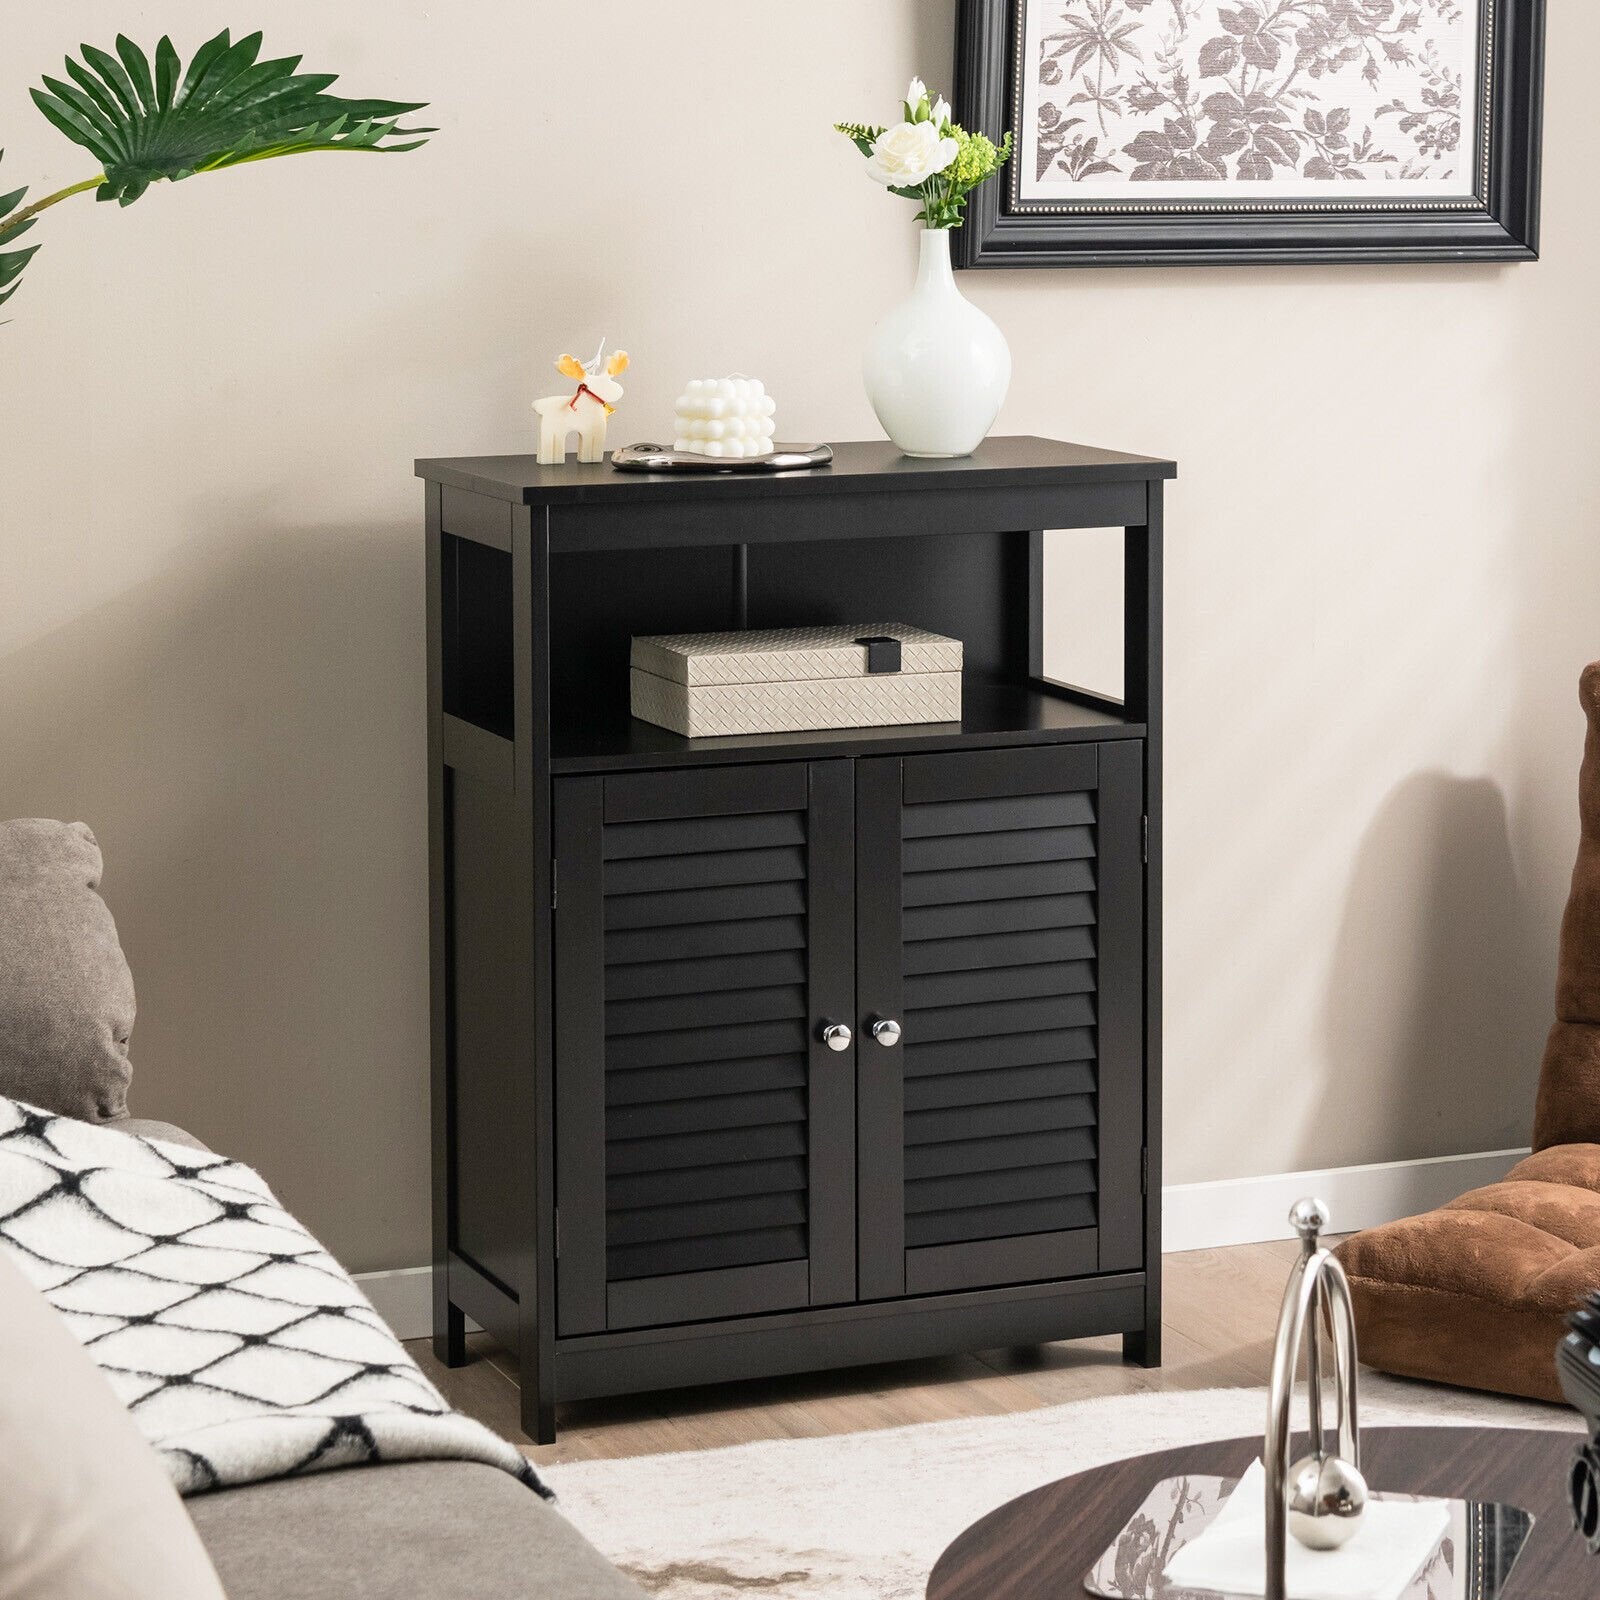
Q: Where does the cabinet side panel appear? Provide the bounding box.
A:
[451,770,531,1296]
[1093,740,1145,1272]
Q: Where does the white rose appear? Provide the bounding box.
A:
[932,96,952,129]
[906,77,928,112]
[865,120,959,188]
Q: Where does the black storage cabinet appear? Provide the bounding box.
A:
[415,438,1174,1443]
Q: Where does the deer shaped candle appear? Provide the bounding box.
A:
[534,341,630,465]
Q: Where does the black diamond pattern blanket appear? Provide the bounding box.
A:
[0,1098,545,1497]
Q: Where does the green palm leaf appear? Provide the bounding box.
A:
[0,152,39,308]
[32,28,432,206]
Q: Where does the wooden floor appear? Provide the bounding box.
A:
[408,1240,1313,1470]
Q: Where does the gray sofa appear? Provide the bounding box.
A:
[120,1117,643,1600]
[0,819,642,1599]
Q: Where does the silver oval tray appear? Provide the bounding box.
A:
[611,442,833,474]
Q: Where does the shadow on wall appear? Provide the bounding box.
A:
[0,511,429,1274]
[1319,770,1547,1167]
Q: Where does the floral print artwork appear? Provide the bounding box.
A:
[1018,0,1482,203]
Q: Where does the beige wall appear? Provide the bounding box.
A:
[2,4,1596,1271]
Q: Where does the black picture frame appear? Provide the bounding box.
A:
[954,0,1545,268]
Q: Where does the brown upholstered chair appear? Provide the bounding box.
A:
[1336,662,1600,1403]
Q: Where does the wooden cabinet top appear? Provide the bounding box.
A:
[415,436,1177,508]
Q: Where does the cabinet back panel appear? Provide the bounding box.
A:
[748,532,1028,679]
[550,545,738,736]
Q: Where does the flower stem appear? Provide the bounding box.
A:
[0,174,105,238]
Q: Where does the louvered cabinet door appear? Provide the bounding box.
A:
[856,742,1145,1300]
[553,761,856,1335]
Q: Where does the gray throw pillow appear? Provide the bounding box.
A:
[0,820,134,1121]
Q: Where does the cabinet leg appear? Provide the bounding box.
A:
[1123,1325,1162,1368]
[434,1300,467,1368]
[521,1383,557,1446]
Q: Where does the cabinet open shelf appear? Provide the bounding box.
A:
[550,670,1142,773]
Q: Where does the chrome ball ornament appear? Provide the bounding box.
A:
[1286,1450,1369,1550]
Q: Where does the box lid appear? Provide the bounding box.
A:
[630,623,962,687]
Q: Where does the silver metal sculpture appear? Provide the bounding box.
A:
[1083,1192,1534,1599]
[1264,1198,1368,1599]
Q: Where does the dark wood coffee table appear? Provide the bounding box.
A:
[928,1426,1584,1600]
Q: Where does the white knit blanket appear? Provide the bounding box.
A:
[0,1098,544,1497]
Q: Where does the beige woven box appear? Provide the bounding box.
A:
[630,623,963,738]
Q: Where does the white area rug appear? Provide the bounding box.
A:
[545,1377,1581,1600]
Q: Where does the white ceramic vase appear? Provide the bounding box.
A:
[863,228,1011,458]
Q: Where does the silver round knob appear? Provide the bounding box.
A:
[820,1022,852,1052]
[870,1018,902,1048]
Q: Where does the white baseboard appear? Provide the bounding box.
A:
[1162,1147,1529,1254]
[355,1265,438,1342]
[359,1148,1531,1336]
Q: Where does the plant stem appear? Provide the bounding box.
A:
[0,174,105,237]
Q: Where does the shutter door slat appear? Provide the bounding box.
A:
[905,959,1094,1011]
[606,949,806,1002]
[911,993,1096,1045]
[607,1226,807,1281]
[907,1160,1096,1215]
[907,1094,1097,1146]
[905,894,1095,942]
[607,1121,806,1176]
[606,1053,807,1107]
[607,1017,809,1071]
[906,1063,1096,1113]
[902,791,1095,838]
[602,801,813,1286]
[900,780,1103,1254]
[605,879,805,931]
[606,844,807,897]
[904,858,1095,908]
[905,926,1094,976]
[608,1189,806,1247]
[607,1156,808,1212]
[606,982,806,1037]
[906,1126,1097,1181]
[904,1027,1097,1079]
[904,825,1094,874]
[604,811,806,859]
[906,1194,1097,1248]
[607,1087,807,1142]
[605,914,805,965]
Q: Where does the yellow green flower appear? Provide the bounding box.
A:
[951,129,1002,188]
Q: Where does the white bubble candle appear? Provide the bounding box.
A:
[673,378,777,458]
